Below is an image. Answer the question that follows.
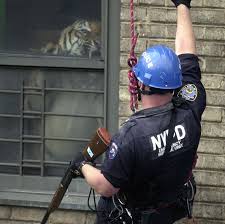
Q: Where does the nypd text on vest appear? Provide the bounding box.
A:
[150,125,186,156]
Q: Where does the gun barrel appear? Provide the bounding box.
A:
[40,212,50,224]
[40,166,76,223]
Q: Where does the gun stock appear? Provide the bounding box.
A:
[41,165,78,224]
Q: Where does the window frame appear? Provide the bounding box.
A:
[0,54,105,69]
[0,0,120,210]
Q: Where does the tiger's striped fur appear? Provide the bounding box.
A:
[40,19,101,58]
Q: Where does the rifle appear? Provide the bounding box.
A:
[40,127,111,224]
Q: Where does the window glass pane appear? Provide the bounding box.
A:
[23,143,41,160]
[24,119,41,136]
[0,117,20,139]
[0,94,20,114]
[23,167,41,176]
[45,116,102,139]
[0,0,102,59]
[0,142,20,163]
[45,69,104,90]
[0,69,22,90]
[0,166,19,175]
[46,92,104,116]
[45,140,87,162]
[24,95,42,111]
[44,164,68,177]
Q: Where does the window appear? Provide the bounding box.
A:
[0,0,120,209]
[0,0,102,59]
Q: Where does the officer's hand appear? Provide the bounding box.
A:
[171,0,191,8]
[70,152,95,178]
[70,152,85,178]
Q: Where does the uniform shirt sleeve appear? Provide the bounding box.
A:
[100,126,135,189]
[175,54,206,120]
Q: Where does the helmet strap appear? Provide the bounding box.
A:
[139,84,155,95]
[140,84,173,95]
[137,87,142,101]
[137,83,142,101]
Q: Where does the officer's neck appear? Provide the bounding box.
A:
[141,93,173,109]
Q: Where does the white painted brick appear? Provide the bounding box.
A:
[202,106,222,122]
[11,207,43,222]
[202,122,225,138]
[193,202,225,219]
[49,209,87,224]
[139,0,164,5]
[119,85,131,102]
[196,154,225,171]
[198,138,225,154]
[202,74,225,90]
[0,206,11,219]
[194,170,225,187]
[203,0,225,8]
[206,90,225,107]
[196,186,225,204]
[146,8,225,25]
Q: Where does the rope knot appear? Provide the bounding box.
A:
[127,56,137,68]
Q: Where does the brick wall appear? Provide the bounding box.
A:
[0,206,95,224]
[120,0,225,223]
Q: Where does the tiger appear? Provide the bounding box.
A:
[40,19,101,58]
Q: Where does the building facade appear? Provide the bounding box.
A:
[0,0,224,223]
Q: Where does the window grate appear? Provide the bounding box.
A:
[0,76,105,177]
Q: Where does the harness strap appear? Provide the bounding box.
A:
[164,108,177,157]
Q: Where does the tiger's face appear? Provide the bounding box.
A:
[39,19,101,58]
[72,20,92,36]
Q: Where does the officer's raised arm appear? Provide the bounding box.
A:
[172,0,206,119]
[173,0,196,55]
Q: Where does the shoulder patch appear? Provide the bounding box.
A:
[177,84,198,102]
[107,120,136,160]
[108,142,118,159]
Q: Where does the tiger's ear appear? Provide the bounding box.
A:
[89,20,101,35]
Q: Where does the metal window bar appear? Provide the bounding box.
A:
[19,80,24,175]
[21,80,42,176]
[41,80,45,176]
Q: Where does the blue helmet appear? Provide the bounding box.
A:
[133,45,182,90]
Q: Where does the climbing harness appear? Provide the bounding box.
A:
[127,0,139,112]
[108,194,133,224]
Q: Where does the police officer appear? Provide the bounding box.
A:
[74,0,206,223]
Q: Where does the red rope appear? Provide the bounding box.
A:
[127,0,139,112]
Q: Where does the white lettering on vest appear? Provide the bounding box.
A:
[175,125,186,141]
[150,124,186,156]
[151,135,162,151]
